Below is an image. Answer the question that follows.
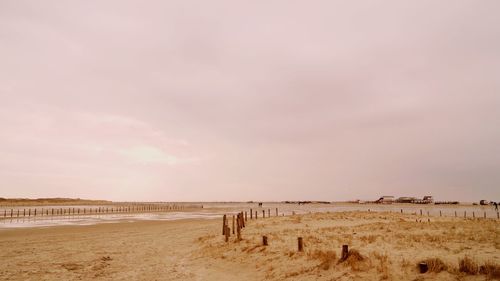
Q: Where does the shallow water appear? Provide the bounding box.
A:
[0,202,497,229]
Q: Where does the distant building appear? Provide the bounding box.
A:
[396,197,417,203]
[375,196,395,204]
[414,196,434,204]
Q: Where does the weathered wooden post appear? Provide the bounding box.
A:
[339,245,348,261]
[255,211,258,219]
[419,262,429,273]
[23,209,25,217]
[225,226,230,242]
[276,208,278,216]
[250,208,253,219]
[298,237,304,252]
[241,212,245,227]
[420,209,422,216]
[472,211,475,218]
[29,209,31,217]
[245,211,247,222]
[232,215,235,234]
[263,210,265,218]
[10,209,13,218]
[236,214,242,241]
[440,210,442,217]
[263,236,268,246]
[222,214,227,235]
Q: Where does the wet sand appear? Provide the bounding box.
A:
[0,211,498,280]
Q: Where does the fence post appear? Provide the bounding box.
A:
[276,208,278,216]
[222,214,226,235]
[263,210,265,218]
[232,215,235,234]
[420,209,422,216]
[263,236,268,246]
[341,245,349,261]
[250,208,253,219]
[440,210,442,217]
[298,237,303,252]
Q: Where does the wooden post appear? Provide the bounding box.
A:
[245,211,247,222]
[298,237,303,252]
[497,212,499,219]
[472,211,475,218]
[17,210,19,217]
[464,211,466,218]
[262,210,265,218]
[23,209,25,217]
[34,209,36,216]
[10,209,13,218]
[232,215,235,234]
[276,208,278,216]
[222,214,227,235]
[401,209,403,213]
[241,212,245,227]
[255,211,258,219]
[420,209,422,216]
[29,209,31,217]
[440,210,442,217]
[3,210,5,218]
[236,214,241,241]
[455,211,457,217]
[341,245,349,261]
[263,236,268,246]
[225,226,230,242]
[250,208,253,219]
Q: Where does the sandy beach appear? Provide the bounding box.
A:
[0,210,498,280]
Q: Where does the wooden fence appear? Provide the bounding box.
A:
[0,204,203,220]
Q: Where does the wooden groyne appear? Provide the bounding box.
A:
[0,203,203,221]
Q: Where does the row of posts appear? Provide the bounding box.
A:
[398,208,500,219]
[222,207,280,242]
[1,204,193,219]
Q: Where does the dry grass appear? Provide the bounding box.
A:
[459,256,479,275]
[419,257,448,273]
[308,250,337,270]
[479,260,500,278]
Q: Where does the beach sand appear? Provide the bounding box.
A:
[0,211,498,280]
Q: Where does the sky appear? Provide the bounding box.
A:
[1,1,499,202]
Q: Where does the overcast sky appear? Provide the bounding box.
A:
[1,1,499,202]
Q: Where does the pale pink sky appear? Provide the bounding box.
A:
[1,1,499,202]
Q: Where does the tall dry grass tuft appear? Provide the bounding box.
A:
[419,258,447,273]
[459,256,479,275]
[339,249,367,271]
[479,260,500,278]
[308,250,337,270]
